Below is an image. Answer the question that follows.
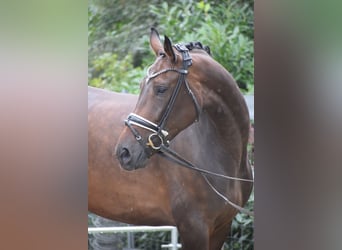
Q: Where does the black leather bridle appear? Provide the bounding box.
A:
[125,44,201,157]
[124,43,254,216]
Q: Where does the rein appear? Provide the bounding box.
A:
[159,145,254,217]
[124,44,254,216]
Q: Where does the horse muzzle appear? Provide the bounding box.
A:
[115,141,149,171]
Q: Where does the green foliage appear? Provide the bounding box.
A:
[224,138,254,249]
[134,231,171,249]
[149,0,254,93]
[225,191,254,250]
[198,23,254,93]
[89,53,144,94]
[88,0,160,62]
[88,0,254,94]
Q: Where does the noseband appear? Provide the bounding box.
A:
[125,44,201,156]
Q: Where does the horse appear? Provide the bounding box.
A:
[88,28,253,250]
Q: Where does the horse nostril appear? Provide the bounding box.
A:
[119,147,131,164]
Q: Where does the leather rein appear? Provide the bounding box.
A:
[125,44,254,216]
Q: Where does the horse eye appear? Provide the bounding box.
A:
[155,85,168,95]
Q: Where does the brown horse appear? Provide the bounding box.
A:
[88,28,253,250]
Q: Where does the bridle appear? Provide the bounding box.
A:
[125,43,201,156]
[124,43,254,216]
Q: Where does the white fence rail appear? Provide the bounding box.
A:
[88,225,181,250]
[244,95,254,120]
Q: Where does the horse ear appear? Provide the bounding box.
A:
[150,27,163,56]
[164,35,176,63]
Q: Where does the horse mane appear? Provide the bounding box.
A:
[182,41,211,56]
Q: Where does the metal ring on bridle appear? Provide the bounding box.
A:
[147,133,163,150]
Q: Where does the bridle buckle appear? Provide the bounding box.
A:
[146,133,164,150]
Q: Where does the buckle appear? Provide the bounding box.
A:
[174,43,188,52]
[146,133,164,150]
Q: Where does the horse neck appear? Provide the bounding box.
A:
[192,55,250,173]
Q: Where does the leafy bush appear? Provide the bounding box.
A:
[88,0,254,93]
[149,0,254,92]
[89,53,144,94]
[226,191,254,250]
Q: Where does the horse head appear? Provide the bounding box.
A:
[116,28,203,171]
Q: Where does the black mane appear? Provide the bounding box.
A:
[183,41,211,56]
